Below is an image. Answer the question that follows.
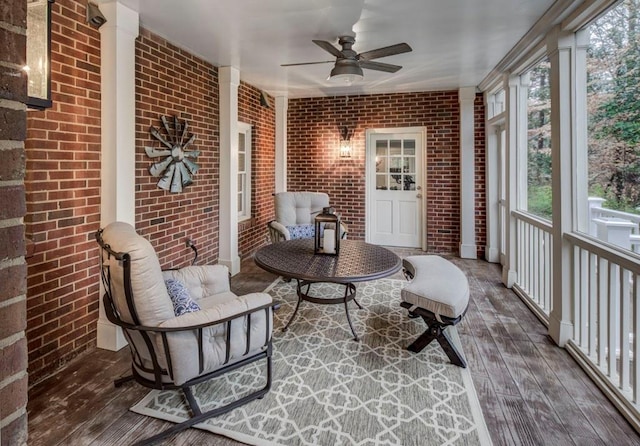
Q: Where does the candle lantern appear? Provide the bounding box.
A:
[314,207,341,255]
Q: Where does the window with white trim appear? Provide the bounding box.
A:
[238,122,252,221]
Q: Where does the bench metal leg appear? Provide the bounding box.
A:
[401,302,467,368]
[435,328,467,368]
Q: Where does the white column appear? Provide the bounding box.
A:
[275,96,288,193]
[485,93,500,263]
[548,27,576,347]
[98,1,139,351]
[517,73,531,209]
[459,87,477,259]
[502,75,519,288]
[574,29,590,234]
[218,66,241,275]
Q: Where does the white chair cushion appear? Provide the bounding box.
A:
[274,192,329,226]
[162,265,231,301]
[401,255,470,319]
[101,222,175,326]
[159,292,273,385]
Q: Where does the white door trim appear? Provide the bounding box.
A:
[365,126,427,250]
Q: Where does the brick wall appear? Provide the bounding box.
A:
[0,0,28,444]
[135,40,276,264]
[287,92,486,255]
[24,0,101,385]
[16,2,487,396]
[237,83,275,257]
[135,29,219,269]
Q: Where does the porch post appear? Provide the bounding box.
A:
[459,87,477,259]
[275,96,288,193]
[219,66,241,275]
[98,1,139,351]
[548,27,576,346]
[502,75,519,287]
[574,29,590,234]
[484,92,500,263]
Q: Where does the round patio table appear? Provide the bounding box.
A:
[254,239,401,341]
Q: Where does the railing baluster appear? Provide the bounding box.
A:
[517,219,523,285]
[578,247,586,347]
[533,226,539,306]
[598,256,607,367]
[608,261,618,377]
[620,266,631,392]
[589,252,597,358]
[526,224,535,294]
[574,246,582,344]
[634,274,640,403]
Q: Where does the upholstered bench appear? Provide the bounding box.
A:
[401,255,470,368]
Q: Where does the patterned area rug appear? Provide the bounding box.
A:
[131,279,492,446]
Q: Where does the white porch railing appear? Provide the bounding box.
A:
[589,197,640,253]
[565,232,640,423]
[512,210,553,319]
[506,200,640,428]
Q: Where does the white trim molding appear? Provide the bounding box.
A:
[459,87,477,259]
[98,0,139,352]
[218,66,241,275]
[275,96,288,193]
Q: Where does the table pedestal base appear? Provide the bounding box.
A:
[283,280,362,341]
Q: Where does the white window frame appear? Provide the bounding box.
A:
[238,122,252,221]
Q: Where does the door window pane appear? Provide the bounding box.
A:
[404,139,416,155]
[389,139,402,155]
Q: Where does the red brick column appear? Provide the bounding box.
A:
[0,1,29,445]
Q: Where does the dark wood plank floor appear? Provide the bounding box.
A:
[27,252,640,445]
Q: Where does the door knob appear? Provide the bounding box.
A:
[416,194,422,199]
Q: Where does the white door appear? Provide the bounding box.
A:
[366,129,424,247]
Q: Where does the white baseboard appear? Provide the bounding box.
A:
[485,246,500,263]
[97,319,128,351]
[459,244,477,259]
[219,256,241,276]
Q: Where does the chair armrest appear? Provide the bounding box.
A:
[159,292,273,329]
[102,293,274,333]
[158,292,274,385]
[267,221,290,242]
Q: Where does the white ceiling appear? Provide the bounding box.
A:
[115,0,556,98]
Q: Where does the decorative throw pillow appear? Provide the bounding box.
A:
[286,224,316,240]
[165,278,201,316]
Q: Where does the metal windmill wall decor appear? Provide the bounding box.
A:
[145,115,200,193]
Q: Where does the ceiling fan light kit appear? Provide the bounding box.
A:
[329,60,363,84]
[282,34,412,84]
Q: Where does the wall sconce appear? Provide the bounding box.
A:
[339,126,352,158]
[87,2,107,28]
[25,0,54,109]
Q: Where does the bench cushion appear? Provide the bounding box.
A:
[401,255,469,319]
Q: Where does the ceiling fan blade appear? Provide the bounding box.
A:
[281,60,334,67]
[312,40,345,58]
[358,43,412,61]
[359,60,402,73]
